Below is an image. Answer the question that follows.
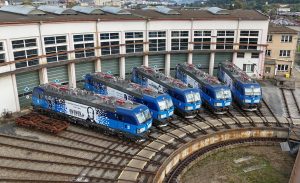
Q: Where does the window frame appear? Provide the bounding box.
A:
[148,31,166,52]
[193,30,211,50]
[12,38,39,68]
[125,31,144,53]
[100,32,120,55]
[216,30,234,50]
[73,33,95,58]
[171,30,189,51]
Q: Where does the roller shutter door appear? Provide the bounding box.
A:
[192,53,210,73]
[76,62,95,89]
[16,71,40,109]
[214,53,233,75]
[125,56,143,79]
[101,58,120,76]
[47,65,69,85]
[148,55,165,70]
[170,54,188,77]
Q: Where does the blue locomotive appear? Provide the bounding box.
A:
[176,63,232,114]
[84,72,174,126]
[131,66,201,118]
[217,62,262,111]
[32,83,152,141]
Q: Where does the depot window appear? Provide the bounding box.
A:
[239,30,259,50]
[125,32,144,53]
[73,34,95,58]
[12,38,39,68]
[243,64,254,73]
[44,35,68,63]
[0,42,5,63]
[194,30,211,50]
[266,50,271,56]
[149,31,166,52]
[216,30,234,50]
[251,53,259,58]
[100,32,120,55]
[171,31,189,51]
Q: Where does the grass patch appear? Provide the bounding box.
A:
[182,145,294,183]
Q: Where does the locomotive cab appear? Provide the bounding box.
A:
[237,83,262,111]
[169,88,201,118]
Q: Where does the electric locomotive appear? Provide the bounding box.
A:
[84,72,174,126]
[32,83,152,141]
[131,66,201,118]
[176,63,232,114]
[217,62,262,111]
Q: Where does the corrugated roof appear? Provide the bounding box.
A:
[0,5,46,15]
[38,5,77,15]
[130,9,268,20]
[100,6,131,15]
[0,8,269,24]
[207,7,229,15]
[154,6,180,15]
[72,6,104,15]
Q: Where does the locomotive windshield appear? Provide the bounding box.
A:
[135,109,151,124]
[245,87,261,96]
[158,98,173,111]
[186,92,201,103]
[216,89,231,99]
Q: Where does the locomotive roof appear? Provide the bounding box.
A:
[39,83,142,111]
[135,66,191,91]
[89,72,161,98]
[220,62,258,85]
[178,63,224,88]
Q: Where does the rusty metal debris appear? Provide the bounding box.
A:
[15,112,69,133]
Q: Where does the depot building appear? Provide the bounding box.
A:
[0,5,269,113]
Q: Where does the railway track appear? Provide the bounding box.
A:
[0,101,293,183]
[281,88,300,124]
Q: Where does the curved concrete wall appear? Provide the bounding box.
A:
[153,127,289,183]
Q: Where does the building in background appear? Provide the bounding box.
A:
[0,6,269,113]
[94,0,121,7]
[264,23,298,79]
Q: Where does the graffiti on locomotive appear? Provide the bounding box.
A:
[65,100,109,126]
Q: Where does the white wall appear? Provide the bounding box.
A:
[0,75,18,113]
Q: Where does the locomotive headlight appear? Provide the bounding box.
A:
[147,122,152,128]
[169,110,174,116]
[185,106,193,110]
[196,104,201,109]
[160,114,167,119]
[225,101,231,106]
[214,103,222,107]
[244,99,251,103]
[254,99,260,103]
[137,127,145,133]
